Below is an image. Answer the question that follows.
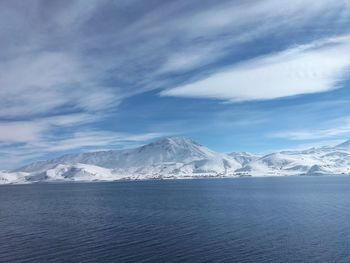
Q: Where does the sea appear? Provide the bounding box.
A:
[1,176,350,262]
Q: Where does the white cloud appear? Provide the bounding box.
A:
[116,0,350,78]
[185,0,350,33]
[0,51,120,118]
[264,140,346,155]
[271,117,350,140]
[159,50,213,73]
[41,131,166,152]
[161,36,350,101]
[0,113,97,143]
[0,122,47,143]
[52,0,103,28]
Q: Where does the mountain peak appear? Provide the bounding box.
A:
[336,140,350,148]
[152,136,201,147]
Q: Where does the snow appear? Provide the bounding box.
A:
[0,171,29,184]
[336,140,350,148]
[2,136,350,184]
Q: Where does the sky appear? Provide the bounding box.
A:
[1,0,350,169]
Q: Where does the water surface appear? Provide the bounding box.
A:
[1,176,350,262]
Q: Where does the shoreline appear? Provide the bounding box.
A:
[1,173,350,186]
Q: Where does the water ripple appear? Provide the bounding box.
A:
[1,177,350,262]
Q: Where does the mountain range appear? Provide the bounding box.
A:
[1,136,350,184]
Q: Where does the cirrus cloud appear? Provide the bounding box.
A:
[161,36,350,101]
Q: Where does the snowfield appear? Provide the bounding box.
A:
[2,137,350,184]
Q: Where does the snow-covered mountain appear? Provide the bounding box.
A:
[1,137,350,184]
[6,137,241,184]
[229,152,260,166]
[237,141,350,176]
[18,137,240,172]
[337,139,350,148]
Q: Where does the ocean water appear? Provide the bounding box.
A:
[1,177,350,263]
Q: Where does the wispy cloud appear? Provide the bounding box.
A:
[0,129,166,170]
[0,112,168,169]
[35,131,166,153]
[0,113,98,143]
[271,116,350,140]
[0,50,120,118]
[156,0,350,74]
[179,0,350,34]
[162,36,350,101]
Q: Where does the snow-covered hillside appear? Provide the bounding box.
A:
[18,137,240,172]
[229,152,260,166]
[237,141,350,176]
[1,137,350,184]
[6,137,241,184]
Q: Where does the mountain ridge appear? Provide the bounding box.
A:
[2,136,350,184]
[336,140,350,148]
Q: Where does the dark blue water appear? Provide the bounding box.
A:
[1,177,350,263]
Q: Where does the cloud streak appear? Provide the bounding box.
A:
[0,128,167,170]
[162,36,350,101]
[271,116,350,141]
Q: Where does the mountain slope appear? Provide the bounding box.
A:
[229,152,260,166]
[238,144,350,176]
[13,137,242,183]
[336,140,350,148]
[3,137,350,184]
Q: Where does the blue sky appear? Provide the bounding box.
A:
[1,0,350,169]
